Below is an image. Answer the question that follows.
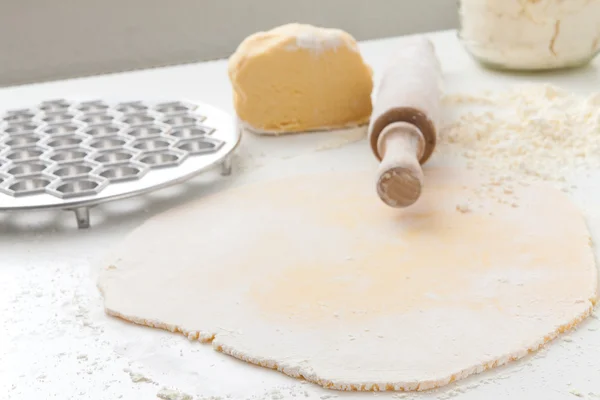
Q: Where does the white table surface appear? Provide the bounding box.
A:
[1,30,600,400]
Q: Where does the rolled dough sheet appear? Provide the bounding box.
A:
[98,168,598,391]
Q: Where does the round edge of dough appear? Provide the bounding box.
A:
[98,169,598,392]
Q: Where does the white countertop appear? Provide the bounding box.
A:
[1,30,600,400]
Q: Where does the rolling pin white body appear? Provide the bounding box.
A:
[368,37,442,208]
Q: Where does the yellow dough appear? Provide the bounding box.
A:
[228,23,374,134]
[99,168,597,391]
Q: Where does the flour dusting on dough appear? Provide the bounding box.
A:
[99,169,597,392]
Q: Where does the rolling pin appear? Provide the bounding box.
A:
[368,37,442,208]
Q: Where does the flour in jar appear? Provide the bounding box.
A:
[459,0,600,69]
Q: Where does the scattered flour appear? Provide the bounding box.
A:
[124,368,154,384]
[455,202,471,213]
[315,127,367,151]
[442,84,600,196]
[294,31,345,53]
[157,387,193,400]
[570,389,585,397]
[392,394,416,399]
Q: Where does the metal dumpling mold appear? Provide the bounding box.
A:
[0,99,240,228]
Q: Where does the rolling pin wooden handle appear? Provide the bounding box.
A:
[368,37,441,209]
[376,121,426,208]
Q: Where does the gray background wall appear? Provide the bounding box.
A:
[0,0,458,87]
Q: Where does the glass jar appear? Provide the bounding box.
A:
[458,0,600,71]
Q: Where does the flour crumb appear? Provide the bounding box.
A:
[456,202,471,213]
[126,369,154,384]
[437,390,459,399]
[570,389,584,397]
[392,394,414,399]
[268,390,284,400]
[157,388,193,400]
[588,327,598,332]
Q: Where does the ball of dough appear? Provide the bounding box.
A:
[228,23,374,134]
